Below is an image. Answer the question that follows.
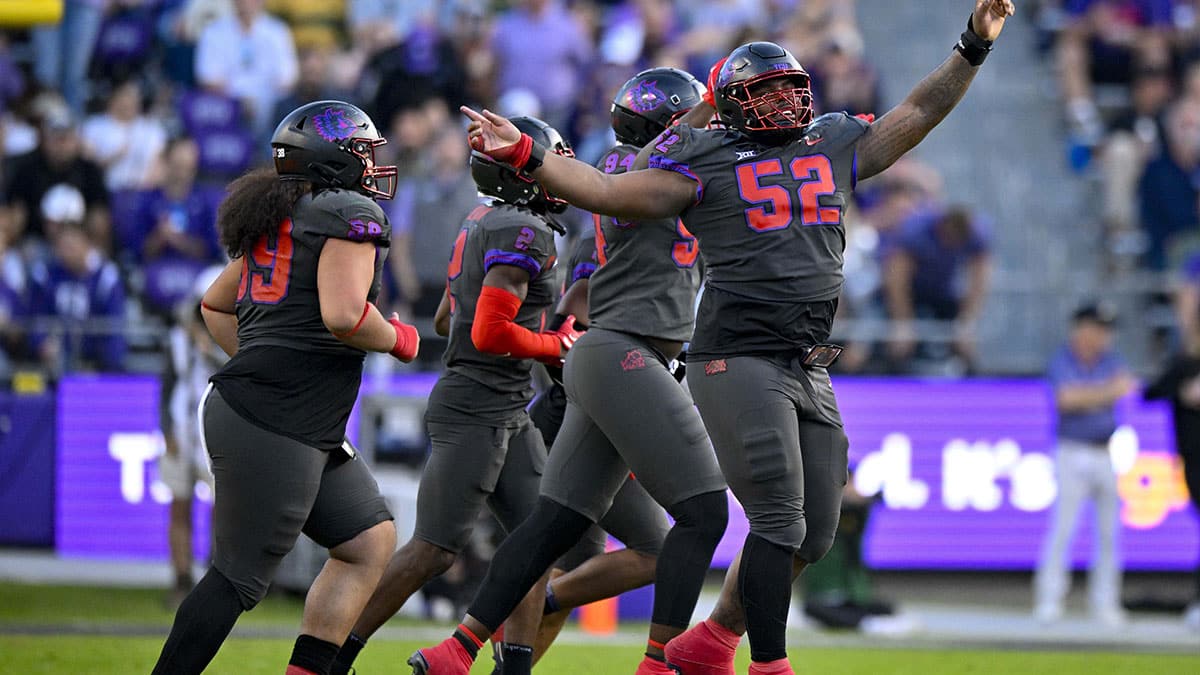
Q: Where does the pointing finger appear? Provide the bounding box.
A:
[460,106,486,123]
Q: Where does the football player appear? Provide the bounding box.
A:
[410,68,731,675]
[152,100,419,675]
[329,117,582,675]
[457,2,1014,673]
[512,68,723,670]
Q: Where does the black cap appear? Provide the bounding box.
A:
[1072,301,1117,327]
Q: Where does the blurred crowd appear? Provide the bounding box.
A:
[1030,1,1200,354]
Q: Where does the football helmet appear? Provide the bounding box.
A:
[471,116,574,215]
[610,67,706,146]
[714,42,814,144]
[271,100,398,199]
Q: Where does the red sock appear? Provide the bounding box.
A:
[664,621,738,675]
[285,666,317,675]
[748,657,794,675]
[417,636,476,673]
[702,619,742,650]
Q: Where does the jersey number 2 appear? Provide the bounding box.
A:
[239,219,294,304]
[735,156,840,232]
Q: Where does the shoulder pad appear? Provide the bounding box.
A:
[299,189,391,245]
[801,112,870,146]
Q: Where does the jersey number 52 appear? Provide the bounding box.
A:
[735,156,839,232]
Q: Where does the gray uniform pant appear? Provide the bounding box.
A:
[415,413,546,554]
[1034,439,1123,614]
[541,327,726,522]
[202,387,392,609]
[528,382,670,569]
[687,355,848,560]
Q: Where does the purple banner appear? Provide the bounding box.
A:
[0,391,56,546]
[54,375,1200,570]
[711,378,1200,570]
[56,375,211,560]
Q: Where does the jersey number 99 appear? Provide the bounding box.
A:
[238,219,294,304]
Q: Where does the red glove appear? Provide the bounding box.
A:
[539,314,583,365]
[388,314,420,363]
[703,57,728,108]
[855,113,876,123]
[480,133,533,170]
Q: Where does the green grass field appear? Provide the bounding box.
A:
[3,583,1199,674]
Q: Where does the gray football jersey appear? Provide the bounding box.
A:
[648,113,869,357]
[233,188,390,356]
[211,188,390,448]
[563,229,597,292]
[433,202,559,422]
[588,144,702,343]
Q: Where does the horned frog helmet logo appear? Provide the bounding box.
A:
[312,107,361,142]
[626,80,668,114]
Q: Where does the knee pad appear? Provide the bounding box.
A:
[667,490,729,543]
[796,526,835,564]
[627,530,666,557]
[745,502,805,553]
[212,565,265,612]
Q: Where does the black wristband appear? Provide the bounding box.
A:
[954,14,993,67]
[524,141,547,173]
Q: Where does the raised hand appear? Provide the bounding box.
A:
[460,106,522,156]
[972,0,1015,41]
[702,57,727,108]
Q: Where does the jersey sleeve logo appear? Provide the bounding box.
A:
[346,218,384,241]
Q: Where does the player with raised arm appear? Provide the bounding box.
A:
[457,3,1014,673]
[151,100,418,675]
[329,117,583,675]
[409,68,731,675]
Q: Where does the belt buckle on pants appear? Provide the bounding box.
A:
[799,343,843,368]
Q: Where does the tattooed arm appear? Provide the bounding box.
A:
[856,54,978,181]
[856,0,1014,182]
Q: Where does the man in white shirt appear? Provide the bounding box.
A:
[195,0,298,137]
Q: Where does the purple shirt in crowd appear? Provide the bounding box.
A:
[491,1,590,113]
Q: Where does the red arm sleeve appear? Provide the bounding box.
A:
[471,285,561,361]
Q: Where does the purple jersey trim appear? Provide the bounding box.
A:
[572,262,597,282]
[484,249,543,277]
[851,151,859,190]
[649,155,704,203]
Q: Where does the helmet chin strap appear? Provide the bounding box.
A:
[307,162,347,188]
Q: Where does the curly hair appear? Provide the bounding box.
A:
[216,167,312,258]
